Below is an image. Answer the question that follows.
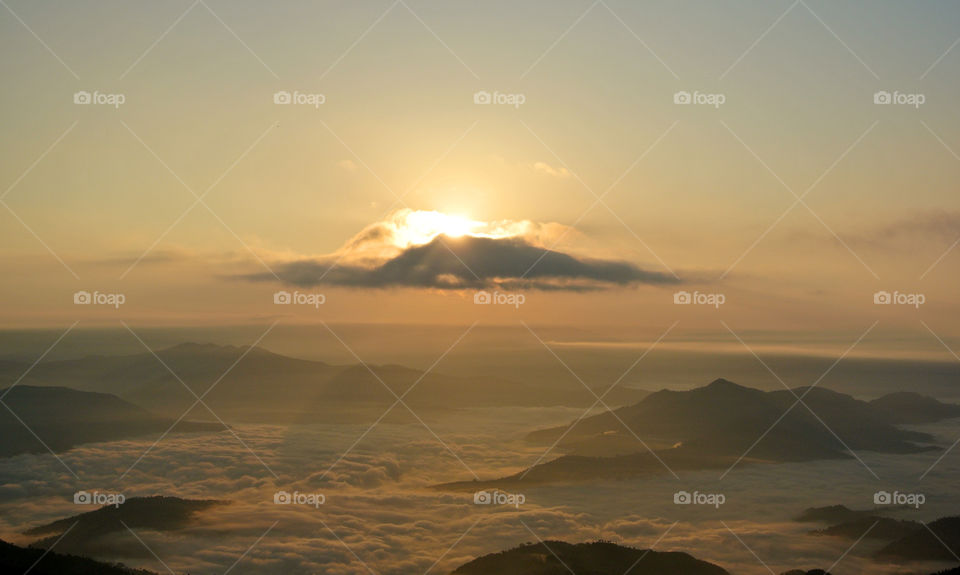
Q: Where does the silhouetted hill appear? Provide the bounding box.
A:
[27,496,225,558]
[795,505,871,524]
[449,540,729,575]
[0,344,647,422]
[0,386,220,458]
[812,517,920,540]
[0,538,158,575]
[876,517,960,563]
[528,379,940,458]
[440,379,948,488]
[869,392,960,424]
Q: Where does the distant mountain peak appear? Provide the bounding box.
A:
[700,378,757,394]
[706,378,739,388]
[159,342,276,358]
[165,342,243,353]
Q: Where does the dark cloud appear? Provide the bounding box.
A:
[237,235,678,290]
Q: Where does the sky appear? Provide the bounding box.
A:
[1,0,959,358]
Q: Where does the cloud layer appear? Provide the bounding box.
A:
[3,409,960,575]
[238,210,678,290]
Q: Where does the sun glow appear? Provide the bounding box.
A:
[392,210,484,247]
[336,209,564,263]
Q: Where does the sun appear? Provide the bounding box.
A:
[394,210,482,246]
